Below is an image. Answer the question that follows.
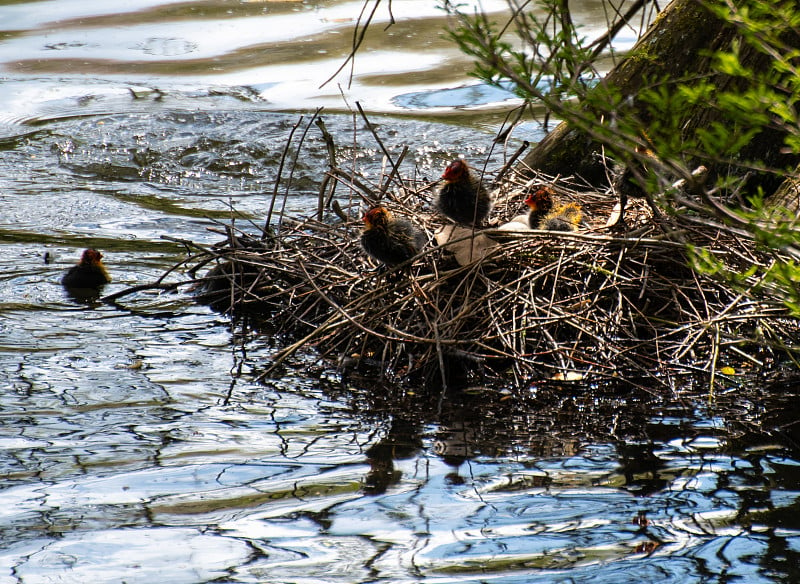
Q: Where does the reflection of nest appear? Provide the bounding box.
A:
[187,163,795,389]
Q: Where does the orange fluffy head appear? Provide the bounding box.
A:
[525,187,555,214]
[80,249,104,266]
[363,206,391,229]
[442,159,468,183]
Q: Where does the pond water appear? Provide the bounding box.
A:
[1,1,800,583]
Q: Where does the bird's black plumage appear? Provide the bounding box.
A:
[61,249,111,289]
[435,159,491,226]
[361,207,426,267]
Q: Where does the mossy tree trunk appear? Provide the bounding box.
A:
[521,0,800,206]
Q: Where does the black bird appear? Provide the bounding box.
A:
[61,249,111,289]
[435,159,492,226]
[360,207,426,267]
[524,186,556,229]
[525,187,582,232]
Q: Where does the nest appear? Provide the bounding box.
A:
[182,153,798,391]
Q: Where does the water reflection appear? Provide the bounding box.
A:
[0,0,639,125]
[4,280,800,584]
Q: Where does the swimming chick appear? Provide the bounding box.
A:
[61,249,111,289]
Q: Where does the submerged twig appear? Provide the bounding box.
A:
[101,281,184,303]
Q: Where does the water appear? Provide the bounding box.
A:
[1,1,800,583]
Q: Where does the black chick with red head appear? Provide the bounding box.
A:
[361,207,426,268]
[525,187,582,232]
[61,249,111,289]
[524,187,556,229]
[435,159,491,226]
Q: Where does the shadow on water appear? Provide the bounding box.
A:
[258,361,800,583]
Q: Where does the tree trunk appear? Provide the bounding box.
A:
[521,0,800,201]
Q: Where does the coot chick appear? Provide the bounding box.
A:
[435,159,491,226]
[540,203,583,232]
[524,186,556,229]
[360,207,426,268]
[61,249,111,289]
